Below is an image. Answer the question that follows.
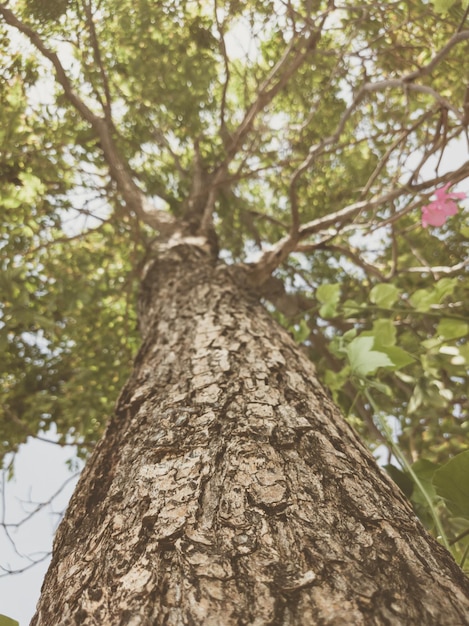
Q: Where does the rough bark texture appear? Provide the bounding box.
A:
[32,244,469,625]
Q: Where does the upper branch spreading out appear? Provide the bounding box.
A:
[82,0,113,119]
[0,4,176,234]
[246,27,469,285]
[290,30,469,196]
[247,157,469,287]
[223,24,323,162]
[200,6,332,234]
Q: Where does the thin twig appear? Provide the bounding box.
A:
[214,0,230,136]
[83,0,112,118]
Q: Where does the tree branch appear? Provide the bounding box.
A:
[287,29,469,210]
[202,7,333,232]
[0,4,176,234]
[221,13,329,158]
[246,159,469,286]
[82,0,112,119]
[403,259,469,276]
[214,0,230,137]
[296,242,387,281]
[404,29,469,82]
[244,27,469,285]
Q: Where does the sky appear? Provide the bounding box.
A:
[0,434,82,625]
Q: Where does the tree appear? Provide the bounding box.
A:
[1,0,469,623]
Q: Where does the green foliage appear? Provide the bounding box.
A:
[25,0,70,22]
[383,451,469,569]
[369,284,400,309]
[1,0,468,557]
[433,450,469,518]
[346,336,393,377]
[0,221,141,459]
[316,283,341,319]
[0,614,19,626]
[311,272,469,459]
[430,0,469,13]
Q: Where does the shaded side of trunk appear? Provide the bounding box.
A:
[32,244,469,625]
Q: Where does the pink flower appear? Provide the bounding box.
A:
[421,183,466,228]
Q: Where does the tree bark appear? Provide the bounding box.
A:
[32,244,469,625]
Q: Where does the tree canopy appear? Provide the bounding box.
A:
[1,0,469,569]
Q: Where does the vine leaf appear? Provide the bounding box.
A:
[0,615,19,626]
[433,450,469,519]
[346,336,393,377]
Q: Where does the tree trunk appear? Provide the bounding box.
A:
[32,244,469,625]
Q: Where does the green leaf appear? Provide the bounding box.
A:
[421,337,441,350]
[384,464,414,498]
[364,319,396,347]
[0,615,19,626]
[346,336,394,377]
[431,0,458,12]
[437,319,469,340]
[434,278,458,300]
[377,346,415,370]
[317,283,340,318]
[407,384,424,414]
[342,299,363,316]
[409,459,441,530]
[369,283,399,308]
[364,378,393,396]
[324,365,350,392]
[409,289,435,312]
[293,318,310,343]
[412,458,440,478]
[360,321,413,369]
[343,329,358,341]
[409,278,457,312]
[433,450,469,519]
